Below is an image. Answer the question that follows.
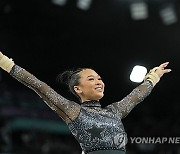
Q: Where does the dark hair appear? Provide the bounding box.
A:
[56,68,86,100]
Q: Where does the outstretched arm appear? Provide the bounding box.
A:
[107,62,171,119]
[0,52,80,124]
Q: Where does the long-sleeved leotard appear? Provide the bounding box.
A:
[10,64,81,124]
[9,64,154,153]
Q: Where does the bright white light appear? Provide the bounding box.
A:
[130,65,147,83]
[52,0,67,6]
[130,2,148,20]
[77,0,92,11]
[160,5,177,25]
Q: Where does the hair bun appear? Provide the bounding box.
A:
[56,70,74,85]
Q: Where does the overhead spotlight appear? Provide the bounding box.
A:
[77,0,92,11]
[52,0,67,6]
[130,65,147,83]
[130,2,148,20]
[160,4,177,25]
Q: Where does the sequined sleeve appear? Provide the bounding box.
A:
[106,80,153,119]
[9,65,81,124]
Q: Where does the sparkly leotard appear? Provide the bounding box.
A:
[10,65,153,154]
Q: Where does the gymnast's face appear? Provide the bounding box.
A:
[74,69,105,103]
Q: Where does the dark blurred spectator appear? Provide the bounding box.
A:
[0,119,12,152]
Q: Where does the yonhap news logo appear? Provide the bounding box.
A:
[129,137,180,144]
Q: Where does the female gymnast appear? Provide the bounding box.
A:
[0,52,171,154]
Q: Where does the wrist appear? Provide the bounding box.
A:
[0,55,15,73]
[0,52,4,60]
[144,67,160,87]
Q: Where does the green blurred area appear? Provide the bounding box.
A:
[7,118,71,134]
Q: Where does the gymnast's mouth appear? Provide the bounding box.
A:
[95,87,103,92]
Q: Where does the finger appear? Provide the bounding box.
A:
[159,62,169,69]
[160,62,169,67]
[164,69,172,73]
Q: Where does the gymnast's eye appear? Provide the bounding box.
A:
[98,77,102,80]
[88,78,94,81]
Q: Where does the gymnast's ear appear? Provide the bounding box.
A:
[74,86,82,94]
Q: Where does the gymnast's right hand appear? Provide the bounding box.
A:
[0,52,4,60]
[0,51,14,73]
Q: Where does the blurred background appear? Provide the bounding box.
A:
[0,0,180,153]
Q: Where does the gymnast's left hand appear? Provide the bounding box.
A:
[155,62,172,78]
